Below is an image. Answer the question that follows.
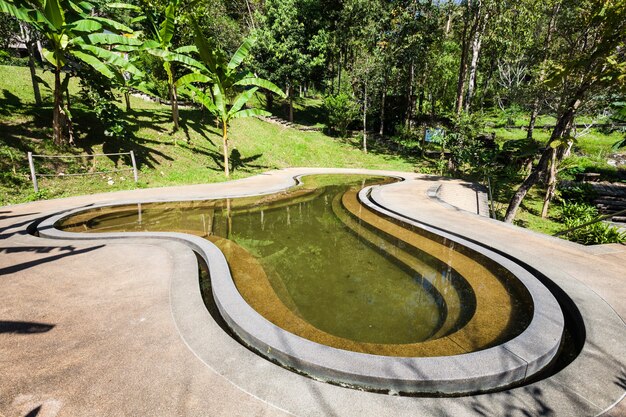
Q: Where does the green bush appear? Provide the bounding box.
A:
[560,201,626,245]
[560,201,598,222]
[389,124,422,152]
[323,93,359,137]
[558,183,597,204]
[0,50,30,66]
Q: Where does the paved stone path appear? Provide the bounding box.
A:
[1,168,624,417]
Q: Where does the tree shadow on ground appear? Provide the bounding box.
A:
[230,149,266,173]
[0,89,23,117]
[0,244,104,275]
[0,321,55,334]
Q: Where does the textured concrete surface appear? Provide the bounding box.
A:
[1,168,625,416]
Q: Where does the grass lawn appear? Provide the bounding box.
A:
[0,64,414,206]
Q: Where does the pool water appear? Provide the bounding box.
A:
[58,175,533,356]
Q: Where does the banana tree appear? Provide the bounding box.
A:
[178,22,285,177]
[109,0,200,133]
[0,0,143,146]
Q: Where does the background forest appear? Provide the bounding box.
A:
[0,0,625,244]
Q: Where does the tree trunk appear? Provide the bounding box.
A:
[406,59,415,127]
[527,99,540,140]
[541,148,557,218]
[288,85,294,123]
[266,91,274,111]
[171,84,179,132]
[504,96,582,223]
[65,86,74,146]
[222,121,229,177]
[53,67,63,146]
[465,8,488,113]
[124,91,131,112]
[26,43,41,105]
[455,4,471,115]
[379,72,387,136]
[363,81,368,153]
[337,49,342,93]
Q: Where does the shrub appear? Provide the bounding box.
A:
[323,93,359,137]
[558,183,597,204]
[560,201,598,222]
[389,124,422,152]
[0,50,30,66]
[560,201,626,245]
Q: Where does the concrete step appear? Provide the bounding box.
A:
[595,199,626,208]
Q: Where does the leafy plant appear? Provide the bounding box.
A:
[323,92,359,137]
[109,0,202,131]
[0,0,143,145]
[558,183,597,204]
[79,66,128,139]
[178,21,285,177]
[560,201,626,245]
[560,201,598,222]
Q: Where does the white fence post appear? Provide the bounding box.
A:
[27,151,38,193]
[130,150,138,183]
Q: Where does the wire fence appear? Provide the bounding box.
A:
[27,151,138,193]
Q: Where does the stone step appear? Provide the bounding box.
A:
[594,199,626,208]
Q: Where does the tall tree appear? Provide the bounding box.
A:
[504,0,626,223]
[252,0,327,122]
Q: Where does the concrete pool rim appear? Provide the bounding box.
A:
[37,171,564,395]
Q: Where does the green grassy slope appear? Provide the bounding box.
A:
[0,65,414,205]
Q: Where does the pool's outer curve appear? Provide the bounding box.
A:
[37,173,564,395]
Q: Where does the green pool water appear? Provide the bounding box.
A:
[57,175,532,353]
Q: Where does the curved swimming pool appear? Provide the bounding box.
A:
[53,174,563,394]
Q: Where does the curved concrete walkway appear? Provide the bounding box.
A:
[1,168,625,417]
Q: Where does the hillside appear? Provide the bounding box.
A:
[0,65,414,206]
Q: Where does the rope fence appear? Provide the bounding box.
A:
[27,151,138,192]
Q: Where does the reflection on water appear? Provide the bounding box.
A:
[58,175,533,356]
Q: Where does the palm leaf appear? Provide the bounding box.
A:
[87,16,132,33]
[67,0,83,14]
[34,74,52,90]
[71,50,116,78]
[79,44,143,76]
[175,72,212,88]
[175,45,197,54]
[77,1,95,12]
[213,83,226,116]
[231,108,271,119]
[186,84,217,113]
[106,2,142,11]
[234,77,285,98]
[64,18,102,32]
[145,48,205,70]
[191,19,218,73]
[41,47,62,66]
[76,33,143,46]
[158,0,177,46]
[227,38,253,70]
[228,87,258,117]
[0,1,33,23]
[43,0,64,29]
